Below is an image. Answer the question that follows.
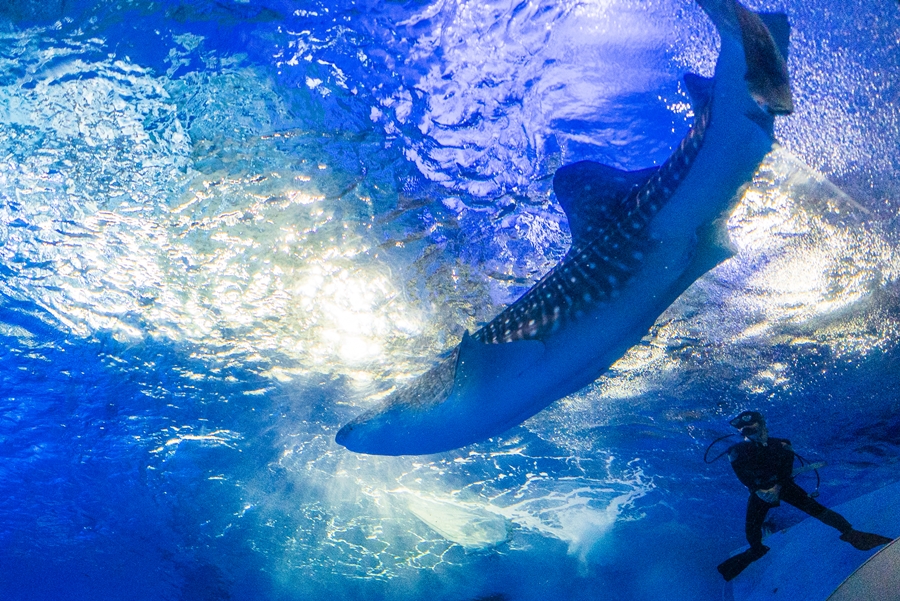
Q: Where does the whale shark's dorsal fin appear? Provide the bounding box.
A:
[758,12,790,59]
[683,73,714,114]
[552,161,658,245]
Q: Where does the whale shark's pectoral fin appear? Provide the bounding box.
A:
[553,161,659,245]
[453,331,545,398]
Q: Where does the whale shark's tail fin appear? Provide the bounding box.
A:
[696,0,793,116]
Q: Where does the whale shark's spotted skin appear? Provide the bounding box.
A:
[477,107,711,345]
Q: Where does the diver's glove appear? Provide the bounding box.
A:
[755,484,781,504]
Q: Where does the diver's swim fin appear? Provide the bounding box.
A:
[717,545,769,581]
[840,529,893,551]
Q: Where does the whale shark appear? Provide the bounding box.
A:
[336,0,793,455]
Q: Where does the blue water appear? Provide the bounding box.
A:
[1,1,899,600]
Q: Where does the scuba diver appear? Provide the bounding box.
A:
[715,410,893,581]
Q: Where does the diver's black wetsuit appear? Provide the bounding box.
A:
[728,437,852,550]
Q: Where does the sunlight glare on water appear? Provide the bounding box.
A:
[0,25,433,388]
[726,149,899,355]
